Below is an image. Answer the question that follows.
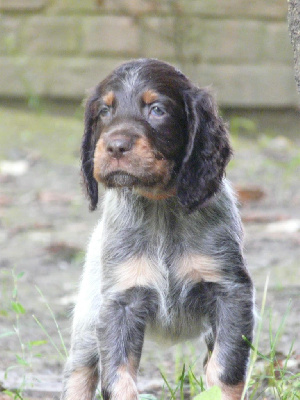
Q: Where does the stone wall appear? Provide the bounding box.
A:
[0,0,298,107]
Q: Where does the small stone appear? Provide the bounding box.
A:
[0,160,29,176]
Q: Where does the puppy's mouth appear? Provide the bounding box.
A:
[103,171,140,188]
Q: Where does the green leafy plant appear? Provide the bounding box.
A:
[230,117,257,136]
[1,271,47,399]
[243,277,300,400]
[193,386,221,400]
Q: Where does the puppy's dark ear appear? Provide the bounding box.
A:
[177,88,232,211]
[81,93,99,211]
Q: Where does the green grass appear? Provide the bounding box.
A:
[0,106,82,165]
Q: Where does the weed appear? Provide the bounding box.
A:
[246,303,300,399]
[243,277,300,400]
[33,286,68,361]
[230,117,257,137]
[0,271,48,399]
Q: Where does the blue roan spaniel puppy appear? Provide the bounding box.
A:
[61,59,255,400]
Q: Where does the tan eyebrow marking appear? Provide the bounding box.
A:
[103,91,115,106]
[142,90,159,104]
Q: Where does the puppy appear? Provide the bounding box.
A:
[61,58,254,400]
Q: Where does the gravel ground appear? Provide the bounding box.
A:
[0,106,299,399]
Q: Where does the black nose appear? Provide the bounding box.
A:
[106,136,133,159]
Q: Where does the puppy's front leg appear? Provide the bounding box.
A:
[205,273,254,400]
[98,287,157,400]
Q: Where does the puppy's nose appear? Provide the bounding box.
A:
[106,136,133,159]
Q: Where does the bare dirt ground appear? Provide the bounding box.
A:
[0,105,299,399]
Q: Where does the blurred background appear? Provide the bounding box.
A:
[0,0,299,399]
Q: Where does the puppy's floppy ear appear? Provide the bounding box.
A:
[81,92,99,211]
[176,88,232,211]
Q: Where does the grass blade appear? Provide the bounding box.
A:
[32,314,65,361]
[35,286,68,358]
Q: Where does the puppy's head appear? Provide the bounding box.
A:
[81,59,231,211]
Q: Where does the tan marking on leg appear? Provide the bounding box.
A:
[111,365,139,400]
[127,353,139,378]
[206,347,222,387]
[222,382,246,400]
[177,254,221,283]
[113,256,161,291]
[142,89,158,104]
[103,90,115,106]
[65,366,98,400]
[206,348,246,400]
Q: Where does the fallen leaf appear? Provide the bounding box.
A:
[242,212,288,224]
[46,242,81,261]
[0,394,12,400]
[0,195,12,207]
[235,185,266,203]
[37,191,74,205]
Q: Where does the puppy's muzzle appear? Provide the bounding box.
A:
[106,135,134,160]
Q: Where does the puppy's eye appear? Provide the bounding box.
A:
[150,105,165,117]
[99,106,111,118]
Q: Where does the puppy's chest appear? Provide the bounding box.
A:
[101,221,220,296]
[102,231,217,340]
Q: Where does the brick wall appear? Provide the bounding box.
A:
[0,0,298,107]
